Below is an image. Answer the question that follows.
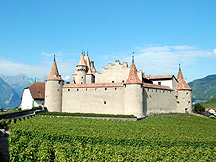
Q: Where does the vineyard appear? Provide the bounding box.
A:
[9,115,216,161]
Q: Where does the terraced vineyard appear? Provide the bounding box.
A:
[9,115,216,161]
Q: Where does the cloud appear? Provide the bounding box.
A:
[63,75,71,81]
[117,45,215,76]
[213,49,216,56]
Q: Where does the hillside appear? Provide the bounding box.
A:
[0,77,21,108]
[201,97,216,108]
[188,74,216,103]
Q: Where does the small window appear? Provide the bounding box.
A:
[95,88,97,91]
[105,88,107,90]
[158,82,161,85]
[112,81,114,83]
[86,88,87,91]
[81,77,83,79]
[81,82,83,84]
[77,89,79,91]
[57,89,59,91]
[104,101,106,104]
[177,101,179,104]
[115,88,117,90]
[59,80,61,84]
[68,89,70,91]
[122,80,124,83]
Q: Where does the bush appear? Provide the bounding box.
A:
[193,103,205,114]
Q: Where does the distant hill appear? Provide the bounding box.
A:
[0,77,21,108]
[188,74,216,103]
[0,74,34,98]
[201,97,216,108]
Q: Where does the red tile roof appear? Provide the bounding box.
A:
[125,63,142,84]
[77,53,87,66]
[145,75,174,80]
[25,82,45,99]
[176,69,191,90]
[46,60,63,81]
[143,83,172,90]
[63,82,124,88]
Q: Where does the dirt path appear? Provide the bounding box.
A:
[0,131,10,162]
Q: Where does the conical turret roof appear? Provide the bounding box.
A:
[84,55,92,74]
[77,53,87,66]
[46,57,63,81]
[176,66,191,90]
[125,62,142,84]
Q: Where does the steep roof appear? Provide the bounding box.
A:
[125,62,142,84]
[84,55,92,74]
[46,59,63,81]
[176,68,191,91]
[25,82,45,99]
[77,53,87,66]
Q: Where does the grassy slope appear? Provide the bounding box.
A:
[201,97,216,108]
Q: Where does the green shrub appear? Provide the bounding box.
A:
[193,103,205,114]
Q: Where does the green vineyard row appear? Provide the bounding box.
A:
[9,115,216,161]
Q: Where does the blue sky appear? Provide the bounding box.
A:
[0,0,216,82]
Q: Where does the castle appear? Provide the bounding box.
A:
[22,53,192,118]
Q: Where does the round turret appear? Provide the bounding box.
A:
[45,56,64,112]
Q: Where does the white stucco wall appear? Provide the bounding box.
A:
[33,100,44,107]
[152,80,173,89]
[22,89,33,110]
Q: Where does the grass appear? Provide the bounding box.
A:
[201,97,216,108]
[39,111,136,118]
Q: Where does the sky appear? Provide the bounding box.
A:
[0,0,216,82]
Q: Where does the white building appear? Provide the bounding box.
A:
[21,82,45,110]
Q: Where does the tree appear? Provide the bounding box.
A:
[193,103,205,114]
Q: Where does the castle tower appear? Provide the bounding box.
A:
[74,53,87,84]
[176,64,192,113]
[45,56,64,112]
[124,57,144,118]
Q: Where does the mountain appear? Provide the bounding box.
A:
[188,74,216,103]
[0,77,21,108]
[0,74,34,98]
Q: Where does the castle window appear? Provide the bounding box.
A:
[112,81,114,83]
[104,101,106,104]
[86,88,87,91]
[95,88,97,90]
[177,101,179,104]
[186,92,189,95]
[77,89,79,91]
[122,80,124,83]
[81,77,83,79]
[115,88,117,90]
[158,82,161,85]
[81,82,83,84]
[163,91,165,93]
[68,89,70,91]
[105,88,107,90]
[147,88,149,91]
[57,89,59,91]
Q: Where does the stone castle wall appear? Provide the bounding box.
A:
[143,88,177,115]
[62,86,125,115]
[95,61,142,83]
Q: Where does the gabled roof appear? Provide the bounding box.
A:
[125,62,142,84]
[176,68,191,91]
[25,82,45,100]
[46,59,63,81]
